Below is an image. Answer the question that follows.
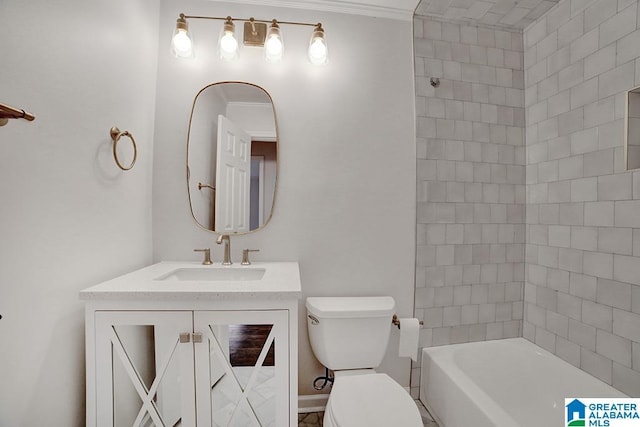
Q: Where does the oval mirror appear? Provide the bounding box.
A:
[187,82,277,234]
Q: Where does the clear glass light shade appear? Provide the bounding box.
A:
[264,22,284,63]
[171,16,194,58]
[219,19,238,61]
[308,25,328,66]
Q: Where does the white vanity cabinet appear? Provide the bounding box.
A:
[81,262,301,427]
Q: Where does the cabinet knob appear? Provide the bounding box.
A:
[179,332,191,343]
[192,332,203,343]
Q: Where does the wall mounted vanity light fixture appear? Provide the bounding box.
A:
[171,13,328,65]
[264,20,283,63]
[307,23,328,65]
[219,16,239,61]
[171,14,194,58]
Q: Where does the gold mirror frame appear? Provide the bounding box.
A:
[186,81,279,235]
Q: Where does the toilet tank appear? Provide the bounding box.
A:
[306,296,395,370]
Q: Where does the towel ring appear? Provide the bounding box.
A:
[110,126,137,171]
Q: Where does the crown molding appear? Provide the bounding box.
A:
[216,0,417,21]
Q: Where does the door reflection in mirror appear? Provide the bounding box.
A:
[187,82,277,234]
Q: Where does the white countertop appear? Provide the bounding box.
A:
[79,261,302,301]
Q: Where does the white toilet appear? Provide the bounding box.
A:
[306,296,423,427]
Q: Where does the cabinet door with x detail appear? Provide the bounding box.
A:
[94,311,196,427]
[93,309,290,427]
[193,310,289,427]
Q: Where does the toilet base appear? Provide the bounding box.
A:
[320,371,422,427]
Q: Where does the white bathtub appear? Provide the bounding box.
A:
[420,338,626,427]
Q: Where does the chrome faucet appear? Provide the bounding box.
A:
[216,234,232,265]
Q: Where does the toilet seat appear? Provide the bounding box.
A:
[324,373,423,427]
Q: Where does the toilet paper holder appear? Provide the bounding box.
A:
[391,314,423,329]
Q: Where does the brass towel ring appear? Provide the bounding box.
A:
[110,126,137,171]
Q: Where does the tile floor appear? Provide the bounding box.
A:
[417,400,439,426]
[297,399,439,426]
[297,411,324,426]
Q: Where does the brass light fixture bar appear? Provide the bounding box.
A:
[171,13,328,65]
[0,102,35,127]
[181,14,318,29]
[244,18,268,46]
[181,14,319,47]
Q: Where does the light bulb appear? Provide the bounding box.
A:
[219,18,238,61]
[171,14,194,58]
[220,32,238,57]
[264,20,283,63]
[308,24,328,65]
[172,30,192,56]
[308,39,327,64]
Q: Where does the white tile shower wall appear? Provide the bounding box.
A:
[413,16,525,397]
[524,0,640,397]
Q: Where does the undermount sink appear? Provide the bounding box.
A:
[157,267,266,282]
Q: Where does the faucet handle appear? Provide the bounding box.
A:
[241,249,260,265]
[194,248,212,265]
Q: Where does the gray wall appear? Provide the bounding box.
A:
[523,0,640,397]
[152,0,417,395]
[0,0,159,424]
[412,16,526,396]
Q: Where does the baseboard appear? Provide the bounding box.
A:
[298,394,330,413]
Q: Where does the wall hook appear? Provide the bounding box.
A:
[0,102,35,126]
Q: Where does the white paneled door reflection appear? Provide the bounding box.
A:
[215,115,251,233]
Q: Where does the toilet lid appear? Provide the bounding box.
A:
[327,373,423,426]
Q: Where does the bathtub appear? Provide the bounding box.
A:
[420,338,626,427]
